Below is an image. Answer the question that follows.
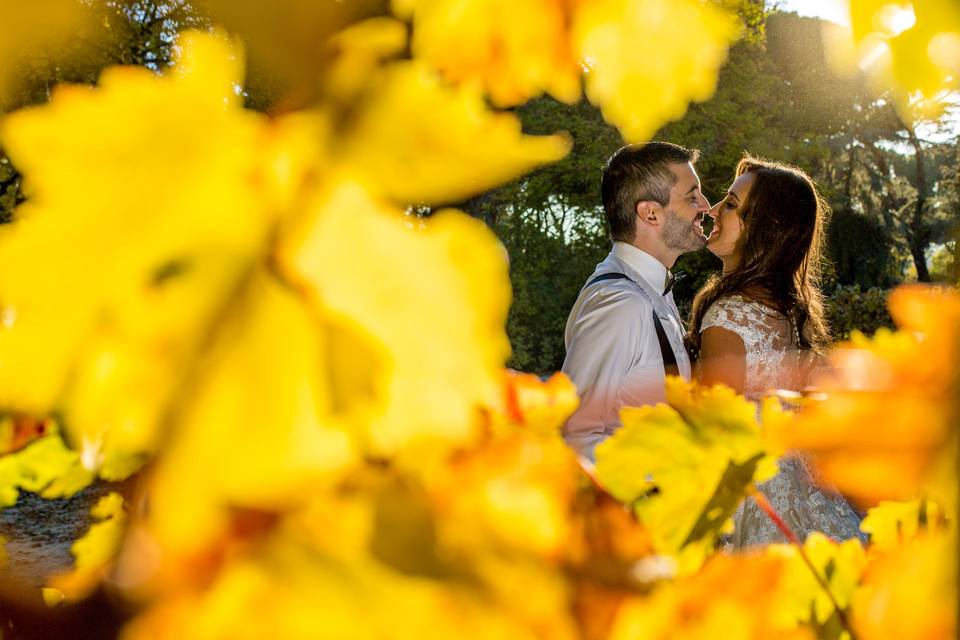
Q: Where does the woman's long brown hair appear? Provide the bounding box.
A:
[687,155,831,357]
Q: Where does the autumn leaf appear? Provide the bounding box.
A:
[338,61,571,205]
[859,499,946,552]
[833,0,960,120]
[852,533,956,640]
[772,285,960,506]
[0,426,84,508]
[766,533,866,632]
[0,31,277,480]
[0,414,52,455]
[48,492,127,600]
[488,370,579,438]
[607,553,814,640]
[279,178,512,455]
[396,0,580,107]
[595,377,780,571]
[143,270,355,557]
[571,0,740,142]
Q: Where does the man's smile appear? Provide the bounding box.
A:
[696,211,716,240]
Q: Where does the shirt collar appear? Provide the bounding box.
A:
[612,242,671,295]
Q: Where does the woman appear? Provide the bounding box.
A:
[687,155,864,548]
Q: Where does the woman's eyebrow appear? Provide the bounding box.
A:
[725,191,740,203]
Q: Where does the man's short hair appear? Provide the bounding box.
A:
[601,142,700,243]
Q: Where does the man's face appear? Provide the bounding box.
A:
[660,162,711,252]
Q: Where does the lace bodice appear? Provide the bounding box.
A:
[701,295,802,401]
[701,295,865,549]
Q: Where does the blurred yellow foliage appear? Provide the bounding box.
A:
[828,0,960,121]
[489,370,580,438]
[860,498,946,552]
[0,2,954,639]
[0,32,272,478]
[572,0,741,141]
[394,0,740,142]
[397,0,580,107]
[767,533,867,630]
[773,285,960,506]
[280,178,513,455]
[852,533,956,640]
[338,61,571,204]
[607,553,814,640]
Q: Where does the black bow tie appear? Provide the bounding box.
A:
[663,270,686,295]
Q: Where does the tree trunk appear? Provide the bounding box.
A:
[866,142,899,234]
[842,144,856,212]
[906,124,931,282]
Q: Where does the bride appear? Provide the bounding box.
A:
[687,155,864,548]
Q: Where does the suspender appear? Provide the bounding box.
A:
[586,272,680,377]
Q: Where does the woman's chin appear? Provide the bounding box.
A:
[704,241,720,257]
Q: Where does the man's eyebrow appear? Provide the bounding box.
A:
[685,183,700,195]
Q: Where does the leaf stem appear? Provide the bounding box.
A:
[747,484,859,640]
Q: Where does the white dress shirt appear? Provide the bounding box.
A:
[561,242,692,461]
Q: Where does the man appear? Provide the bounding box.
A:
[562,142,711,462]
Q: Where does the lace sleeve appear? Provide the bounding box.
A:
[701,296,750,341]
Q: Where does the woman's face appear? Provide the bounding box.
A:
[707,171,754,267]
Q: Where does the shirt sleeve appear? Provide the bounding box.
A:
[562,287,652,435]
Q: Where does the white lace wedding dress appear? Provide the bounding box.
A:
[701,295,865,549]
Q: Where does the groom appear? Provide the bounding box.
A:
[562,142,711,462]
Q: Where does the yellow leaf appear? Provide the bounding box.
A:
[772,285,960,506]
[843,0,960,121]
[571,0,740,142]
[860,499,945,552]
[429,433,579,557]
[399,0,581,106]
[145,270,355,555]
[767,533,867,628]
[123,526,567,640]
[0,428,84,508]
[0,31,275,477]
[339,61,570,204]
[487,370,579,438]
[326,17,409,102]
[48,492,127,601]
[595,377,778,571]
[41,587,65,607]
[199,0,380,108]
[608,553,814,640]
[280,178,512,455]
[852,533,956,640]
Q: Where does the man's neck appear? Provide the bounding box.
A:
[628,239,677,270]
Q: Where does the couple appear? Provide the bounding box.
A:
[561,142,863,549]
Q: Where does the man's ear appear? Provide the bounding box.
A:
[635,200,661,227]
